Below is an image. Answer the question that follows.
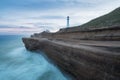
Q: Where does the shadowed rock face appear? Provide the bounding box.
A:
[22,7,120,80]
[32,26,120,41]
[22,38,120,80]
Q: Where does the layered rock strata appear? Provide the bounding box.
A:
[22,37,120,80]
[31,26,120,41]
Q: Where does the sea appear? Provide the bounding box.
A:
[0,35,71,80]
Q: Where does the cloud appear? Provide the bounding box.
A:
[0,27,44,35]
[0,0,120,34]
[28,16,65,20]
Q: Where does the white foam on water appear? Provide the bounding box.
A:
[0,47,69,80]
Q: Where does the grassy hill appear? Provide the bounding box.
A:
[59,7,120,32]
[79,7,120,28]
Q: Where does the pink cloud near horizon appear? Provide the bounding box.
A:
[0,27,43,34]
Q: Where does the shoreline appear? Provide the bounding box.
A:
[22,37,120,80]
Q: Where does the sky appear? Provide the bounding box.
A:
[0,0,120,34]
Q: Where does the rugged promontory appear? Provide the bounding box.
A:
[22,7,120,80]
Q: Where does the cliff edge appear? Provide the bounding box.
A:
[22,7,120,80]
[22,37,120,80]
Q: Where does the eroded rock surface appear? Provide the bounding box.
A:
[22,37,120,80]
[22,7,120,80]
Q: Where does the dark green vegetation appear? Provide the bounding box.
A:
[79,7,120,28]
[22,7,120,80]
[59,7,120,32]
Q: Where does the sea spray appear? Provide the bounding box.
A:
[0,35,69,80]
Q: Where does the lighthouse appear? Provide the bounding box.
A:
[67,16,70,28]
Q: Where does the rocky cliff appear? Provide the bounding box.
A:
[22,37,120,80]
[31,26,120,41]
[22,7,120,80]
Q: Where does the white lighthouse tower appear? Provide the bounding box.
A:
[67,16,70,28]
